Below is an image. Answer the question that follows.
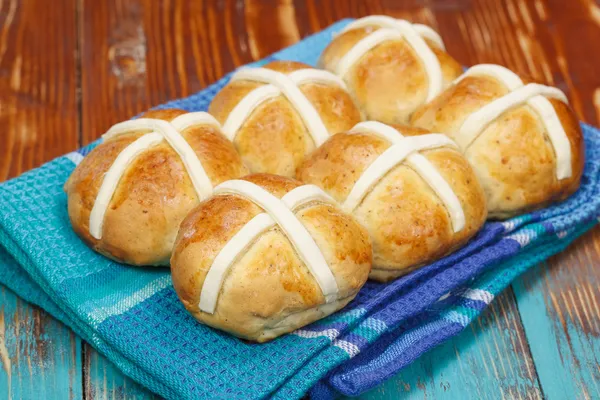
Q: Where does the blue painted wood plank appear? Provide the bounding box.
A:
[84,344,158,399]
[512,231,600,400]
[0,286,83,400]
[357,290,542,400]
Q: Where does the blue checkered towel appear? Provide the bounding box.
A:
[1,20,598,399]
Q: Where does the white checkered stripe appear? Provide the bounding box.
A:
[333,339,360,357]
[65,152,84,165]
[293,328,340,341]
[460,288,494,304]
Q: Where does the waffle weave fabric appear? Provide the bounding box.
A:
[1,19,599,400]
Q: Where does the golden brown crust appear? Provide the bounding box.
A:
[170,173,372,341]
[297,124,487,281]
[64,109,248,266]
[411,74,585,218]
[208,60,362,177]
[318,25,462,125]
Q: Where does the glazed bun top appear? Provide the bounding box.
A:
[209,60,363,177]
[65,109,248,265]
[411,64,585,218]
[319,16,463,124]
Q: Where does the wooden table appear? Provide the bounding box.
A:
[1,1,599,399]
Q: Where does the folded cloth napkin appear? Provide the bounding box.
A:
[1,19,599,400]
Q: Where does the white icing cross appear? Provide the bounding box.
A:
[343,121,465,233]
[335,16,445,102]
[453,64,572,180]
[199,180,339,314]
[89,112,221,240]
[222,67,348,147]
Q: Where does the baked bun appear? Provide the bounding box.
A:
[208,60,362,177]
[65,109,248,266]
[318,16,462,125]
[170,174,372,342]
[297,122,487,282]
[411,64,585,218]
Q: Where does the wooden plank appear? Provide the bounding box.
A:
[245,0,300,59]
[513,228,600,400]
[0,0,82,399]
[529,0,600,125]
[0,287,83,400]
[0,0,79,177]
[79,0,256,145]
[358,291,542,400]
[84,345,157,400]
[507,1,600,399]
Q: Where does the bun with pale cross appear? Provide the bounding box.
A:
[64,109,248,266]
[208,60,363,177]
[170,173,372,342]
[318,16,462,125]
[411,64,585,218]
[297,121,487,282]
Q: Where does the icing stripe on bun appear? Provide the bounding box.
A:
[200,181,339,314]
[336,16,444,102]
[454,64,571,180]
[90,112,220,239]
[345,121,465,233]
[222,68,346,146]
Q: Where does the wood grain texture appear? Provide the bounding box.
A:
[1,0,599,399]
[498,2,600,399]
[0,287,82,400]
[0,0,79,179]
[245,0,300,59]
[0,0,82,399]
[357,291,543,400]
[513,227,600,400]
[80,0,256,145]
[84,343,157,400]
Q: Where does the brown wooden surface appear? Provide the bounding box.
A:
[0,0,79,178]
[0,0,82,398]
[1,1,599,399]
